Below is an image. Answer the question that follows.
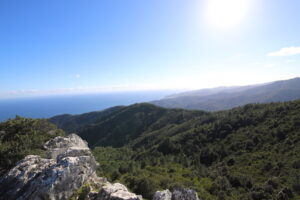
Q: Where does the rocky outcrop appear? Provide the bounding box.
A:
[44,133,90,160]
[0,133,197,200]
[97,182,143,200]
[153,189,172,200]
[0,134,141,200]
[153,189,199,200]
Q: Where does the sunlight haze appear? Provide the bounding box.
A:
[1,0,300,98]
[204,0,251,30]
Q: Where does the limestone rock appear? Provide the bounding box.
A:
[153,189,172,200]
[172,189,199,200]
[0,134,98,200]
[0,155,55,199]
[152,189,199,200]
[0,133,143,200]
[97,182,143,200]
[44,133,89,160]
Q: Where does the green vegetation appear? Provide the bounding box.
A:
[1,99,300,200]
[69,181,101,200]
[0,116,64,176]
[49,106,124,133]
[53,101,300,200]
[52,103,206,148]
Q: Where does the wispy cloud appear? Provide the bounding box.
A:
[264,64,275,68]
[268,47,300,57]
[248,62,260,66]
[75,74,81,78]
[286,59,296,63]
[248,62,275,68]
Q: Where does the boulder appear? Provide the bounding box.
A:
[0,133,143,200]
[44,133,89,160]
[0,155,55,199]
[0,134,98,200]
[97,182,143,200]
[172,189,199,200]
[153,189,172,200]
[152,189,199,200]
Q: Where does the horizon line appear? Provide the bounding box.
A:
[1,76,298,100]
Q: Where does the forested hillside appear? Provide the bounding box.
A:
[50,103,206,147]
[0,117,64,176]
[49,106,124,133]
[51,100,300,200]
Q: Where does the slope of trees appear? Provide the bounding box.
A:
[0,117,64,176]
[3,100,298,199]
[52,101,300,200]
[52,103,207,148]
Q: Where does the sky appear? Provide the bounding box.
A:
[1,0,300,99]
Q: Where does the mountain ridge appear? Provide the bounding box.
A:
[151,77,300,111]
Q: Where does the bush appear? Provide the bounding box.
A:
[0,117,64,175]
[134,178,157,199]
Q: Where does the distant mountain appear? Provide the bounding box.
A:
[151,77,300,111]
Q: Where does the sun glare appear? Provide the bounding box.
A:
[205,0,250,30]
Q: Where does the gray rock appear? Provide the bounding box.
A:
[44,133,89,160]
[0,134,98,200]
[0,155,55,199]
[172,189,199,200]
[152,189,199,200]
[97,182,143,200]
[153,189,172,200]
[0,134,144,200]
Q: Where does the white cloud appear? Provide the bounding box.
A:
[264,64,275,68]
[248,62,275,68]
[286,59,296,63]
[268,47,300,57]
[75,74,81,78]
[248,62,260,66]
[234,53,243,57]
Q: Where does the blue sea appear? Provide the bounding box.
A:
[0,90,176,121]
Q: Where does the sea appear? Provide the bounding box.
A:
[0,90,176,121]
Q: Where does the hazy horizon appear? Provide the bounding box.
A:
[1,76,299,100]
[0,90,179,121]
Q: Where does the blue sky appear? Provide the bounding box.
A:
[1,0,300,98]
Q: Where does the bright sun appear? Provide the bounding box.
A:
[204,0,250,30]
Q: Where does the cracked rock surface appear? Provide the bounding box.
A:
[153,189,199,200]
[0,134,140,200]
